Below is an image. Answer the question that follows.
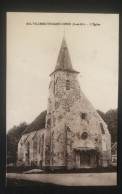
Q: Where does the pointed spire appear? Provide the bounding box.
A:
[55,37,74,71]
[50,37,80,76]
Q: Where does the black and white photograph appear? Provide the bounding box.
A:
[6,12,118,186]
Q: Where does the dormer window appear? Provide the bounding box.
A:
[66,80,70,90]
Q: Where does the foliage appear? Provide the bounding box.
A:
[97,109,118,144]
[7,122,29,164]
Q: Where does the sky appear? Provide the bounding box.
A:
[7,13,119,131]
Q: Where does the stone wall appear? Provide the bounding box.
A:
[46,70,111,169]
[17,129,46,167]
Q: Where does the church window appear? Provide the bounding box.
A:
[66,80,70,90]
[47,119,51,127]
[56,77,58,83]
[39,138,41,154]
[81,132,88,140]
[42,134,44,145]
[100,123,105,134]
[25,141,30,164]
[53,115,56,126]
[53,81,55,94]
[81,113,86,119]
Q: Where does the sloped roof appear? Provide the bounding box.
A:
[50,37,79,75]
[22,110,47,135]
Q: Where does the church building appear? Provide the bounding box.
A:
[17,37,111,169]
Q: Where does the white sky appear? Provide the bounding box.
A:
[7,13,119,131]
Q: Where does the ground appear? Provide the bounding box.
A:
[6,172,117,186]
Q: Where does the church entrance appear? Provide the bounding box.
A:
[80,152,90,168]
[75,150,98,168]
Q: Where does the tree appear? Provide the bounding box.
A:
[97,109,118,143]
[105,109,118,143]
[7,122,29,164]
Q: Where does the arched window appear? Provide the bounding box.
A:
[66,80,70,90]
[81,113,86,119]
[100,123,105,134]
[53,81,55,94]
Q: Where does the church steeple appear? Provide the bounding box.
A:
[50,37,79,75]
[55,37,73,71]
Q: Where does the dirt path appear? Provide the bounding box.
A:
[6,172,117,186]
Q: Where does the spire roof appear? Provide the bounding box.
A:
[50,37,79,75]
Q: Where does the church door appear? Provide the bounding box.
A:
[80,152,91,168]
[40,160,42,169]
